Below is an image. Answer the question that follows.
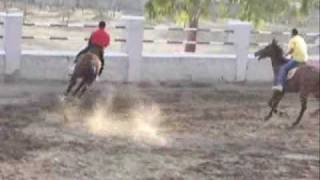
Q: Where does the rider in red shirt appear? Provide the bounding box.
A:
[74,21,110,75]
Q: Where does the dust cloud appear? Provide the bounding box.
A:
[63,86,168,146]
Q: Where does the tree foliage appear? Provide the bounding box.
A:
[145,0,212,26]
[146,0,318,26]
[145,0,318,52]
[300,0,320,15]
[145,0,213,52]
[224,0,319,26]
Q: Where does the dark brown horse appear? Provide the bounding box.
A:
[65,51,101,98]
[254,39,320,127]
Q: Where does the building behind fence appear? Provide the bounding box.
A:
[0,12,319,83]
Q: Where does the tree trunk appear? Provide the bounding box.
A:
[23,0,28,23]
[4,0,8,11]
[76,0,80,9]
[184,18,198,53]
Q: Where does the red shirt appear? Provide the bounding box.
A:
[90,28,110,48]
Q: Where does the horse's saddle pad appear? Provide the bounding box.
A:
[287,67,298,80]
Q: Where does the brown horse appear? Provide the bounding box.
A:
[65,51,101,98]
[254,39,320,127]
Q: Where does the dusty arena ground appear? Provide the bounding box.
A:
[0,81,319,180]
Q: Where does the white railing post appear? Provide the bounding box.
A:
[4,12,23,76]
[122,16,144,82]
[228,21,252,81]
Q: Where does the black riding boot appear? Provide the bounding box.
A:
[99,53,105,76]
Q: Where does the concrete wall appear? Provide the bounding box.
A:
[142,54,237,82]
[101,53,128,82]
[21,51,73,80]
[20,51,129,81]
[246,55,274,82]
[13,51,277,82]
[14,51,319,83]
[1,13,317,83]
[0,51,5,75]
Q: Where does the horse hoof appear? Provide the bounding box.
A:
[287,122,300,129]
[310,110,320,117]
[63,114,69,124]
[59,95,66,103]
[264,116,271,121]
[278,111,289,118]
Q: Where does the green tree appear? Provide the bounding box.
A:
[145,0,212,52]
[300,0,320,15]
[223,0,319,26]
[145,0,318,52]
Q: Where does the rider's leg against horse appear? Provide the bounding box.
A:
[275,60,298,91]
[265,91,284,121]
[98,51,105,76]
[73,79,85,97]
[74,45,91,63]
[70,45,92,75]
[292,92,308,127]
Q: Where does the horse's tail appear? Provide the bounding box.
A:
[86,57,100,84]
[91,63,97,75]
[312,66,320,100]
[87,62,98,82]
[314,81,320,100]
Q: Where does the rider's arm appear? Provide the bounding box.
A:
[285,48,294,57]
[102,31,110,48]
[285,38,295,57]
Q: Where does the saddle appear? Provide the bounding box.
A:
[287,60,320,80]
[87,45,104,61]
[287,67,298,80]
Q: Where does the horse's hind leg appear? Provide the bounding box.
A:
[310,92,320,117]
[73,79,85,97]
[78,84,88,98]
[65,77,76,96]
[78,78,95,98]
[291,94,308,127]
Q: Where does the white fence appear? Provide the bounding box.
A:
[0,12,318,83]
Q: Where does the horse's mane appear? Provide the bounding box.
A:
[272,41,286,63]
[272,42,284,57]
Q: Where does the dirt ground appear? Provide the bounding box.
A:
[0,81,319,180]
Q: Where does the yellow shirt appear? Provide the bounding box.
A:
[288,35,308,62]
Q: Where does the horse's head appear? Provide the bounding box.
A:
[254,39,283,61]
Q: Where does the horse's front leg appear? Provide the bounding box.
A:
[265,91,284,121]
[265,104,275,121]
[268,91,287,114]
[65,78,76,96]
[291,94,308,127]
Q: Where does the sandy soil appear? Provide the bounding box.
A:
[0,81,319,180]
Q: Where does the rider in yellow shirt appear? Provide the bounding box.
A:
[273,28,308,92]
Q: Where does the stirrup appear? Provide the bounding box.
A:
[272,85,283,92]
